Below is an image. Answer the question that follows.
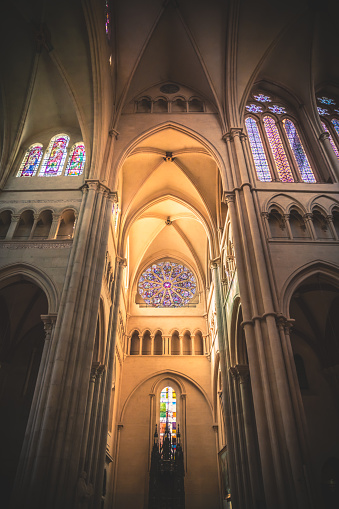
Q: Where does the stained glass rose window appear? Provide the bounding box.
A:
[138,261,196,307]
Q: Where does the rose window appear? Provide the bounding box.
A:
[138,262,196,307]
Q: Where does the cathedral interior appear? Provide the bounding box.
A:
[0,1,339,508]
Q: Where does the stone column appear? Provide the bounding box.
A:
[14,182,116,509]
[319,131,339,180]
[326,215,338,240]
[48,213,61,239]
[79,362,100,472]
[303,213,316,240]
[235,364,265,508]
[179,335,183,355]
[150,335,154,355]
[28,213,40,239]
[91,256,127,509]
[284,214,293,239]
[5,213,20,240]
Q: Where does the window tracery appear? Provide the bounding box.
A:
[39,134,70,177]
[138,261,196,308]
[160,386,177,449]
[245,91,316,183]
[17,144,43,177]
[64,142,86,176]
[317,95,339,159]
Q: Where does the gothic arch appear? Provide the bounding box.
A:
[0,262,58,313]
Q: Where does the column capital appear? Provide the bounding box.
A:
[303,213,313,222]
[117,256,127,267]
[11,214,21,222]
[41,313,57,340]
[235,364,250,384]
[223,192,235,204]
[90,361,100,382]
[210,257,221,269]
[109,128,120,139]
[319,131,330,142]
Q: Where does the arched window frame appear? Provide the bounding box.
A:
[38,133,70,177]
[245,94,317,183]
[64,142,86,176]
[17,143,44,177]
[316,94,339,158]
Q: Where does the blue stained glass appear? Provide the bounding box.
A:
[39,135,69,176]
[317,107,329,116]
[263,116,294,182]
[65,142,86,176]
[17,144,43,177]
[245,117,271,181]
[317,96,336,105]
[331,119,339,138]
[283,119,316,183]
[246,104,263,113]
[138,262,196,307]
[322,122,339,159]
[334,109,339,115]
[253,94,271,103]
[160,387,177,448]
[268,105,286,115]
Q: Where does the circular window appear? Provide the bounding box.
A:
[138,261,196,307]
[160,83,180,94]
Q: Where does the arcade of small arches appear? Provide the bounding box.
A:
[0,208,77,241]
[128,329,206,356]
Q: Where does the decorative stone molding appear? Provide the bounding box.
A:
[41,313,57,340]
[223,193,235,204]
[109,129,120,140]
[0,241,72,249]
[117,256,127,267]
[210,257,221,269]
[319,131,330,142]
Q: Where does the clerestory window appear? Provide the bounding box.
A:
[245,92,316,183]
[317,95,339,159]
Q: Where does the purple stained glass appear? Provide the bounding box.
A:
[317,107,329,116]
[283,119,316,183]
[246,104,263,113]
[263,116,294,182]
[65,143,86,176]
[39,135,69,176]
[245,117,271,181]
[160,387,176,448]
[253,94,272,103]
[105,0,111,40]
[322,122,339,159]
[268,105,286,115]
[17,144,43,177]
[138,262,196,307]
[317,96,336,105]
[331,118,339,139]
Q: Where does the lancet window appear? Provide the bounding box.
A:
[39,134,69,177]
[17,144,43,177]
[317,95,339,159]
[160,386,177,449]
[64,142,86,176]
[245,92,316,183]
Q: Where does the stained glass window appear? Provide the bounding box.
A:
[138,261,196,307]
[317,107,329,116]
[39,134,69,177]
[317,96,336,105]
[17,143,43,177]
[253,94,271,103]
[105,0,111,40]
[268,105,286,115]
[246,104,263,113]
[160,387,176,449]
[263,116,294,182]
[283,120,316,182]
[322,122,339,158]
[245,117,271,181]
[331,119,339,138]
[64,142,86,176]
